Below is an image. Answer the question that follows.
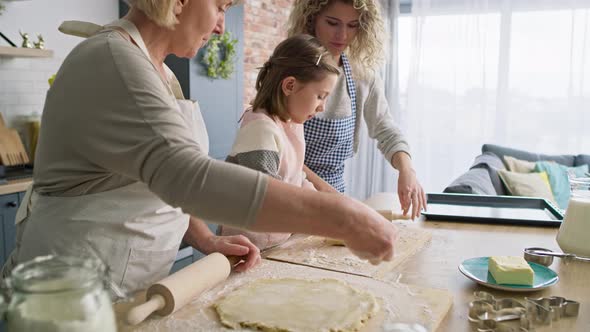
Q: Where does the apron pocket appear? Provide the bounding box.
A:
[121,246,179,293]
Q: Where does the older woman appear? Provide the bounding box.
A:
[287,0,427,219]
[1,0,397,293]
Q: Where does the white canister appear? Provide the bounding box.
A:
[556,177,590,256]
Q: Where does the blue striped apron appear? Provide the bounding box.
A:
[304,53,356,192]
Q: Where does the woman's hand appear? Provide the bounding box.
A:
[199,234,261,272]
[391,152,427,219]
[397,168,427,219]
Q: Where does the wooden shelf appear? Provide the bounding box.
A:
[0,45,53,58]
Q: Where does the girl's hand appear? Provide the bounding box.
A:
[200,235,261,272]
[397,168,427,219]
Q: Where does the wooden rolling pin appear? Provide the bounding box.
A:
[126,252,239,325]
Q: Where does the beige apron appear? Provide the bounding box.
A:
[2,19,209,293]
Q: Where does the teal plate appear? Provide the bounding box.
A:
[458,257,559,292]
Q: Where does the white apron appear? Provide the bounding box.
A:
[2,19,209,293]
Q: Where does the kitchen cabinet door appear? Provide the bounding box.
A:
[0,192,21,268]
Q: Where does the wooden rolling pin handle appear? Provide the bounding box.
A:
[126,294,166,326]
[125,252,232,326]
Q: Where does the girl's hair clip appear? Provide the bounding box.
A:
[315,53,323,66]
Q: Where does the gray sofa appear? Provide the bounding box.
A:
[444,144,590,196]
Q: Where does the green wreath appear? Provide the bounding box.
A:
[202,31,238,79]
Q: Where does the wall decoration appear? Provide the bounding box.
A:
[33,34,44,49]
[19,31,33,48]
[201,31,237,79]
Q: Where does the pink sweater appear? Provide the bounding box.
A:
[227,109,315,190]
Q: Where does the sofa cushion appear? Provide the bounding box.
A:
[444,167,497,195]
[504,156,536,173]
[498,170,556,204]
[575,154,590,168]
[482,144,575,167]
[534,162,589,209]
[470,152,507,195]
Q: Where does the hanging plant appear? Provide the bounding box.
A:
[0,1,5,16]
[202,31,238,79]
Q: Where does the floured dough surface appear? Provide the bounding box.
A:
[214,278,379,332]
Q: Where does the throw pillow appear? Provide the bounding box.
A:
[534,162,589,209]
[498,170,556,204]
[504,156,536,173]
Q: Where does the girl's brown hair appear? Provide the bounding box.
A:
[251,34,340,122]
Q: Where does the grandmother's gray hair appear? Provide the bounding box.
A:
[125,0,242,29]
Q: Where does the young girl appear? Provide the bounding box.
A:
[219,34,340,250]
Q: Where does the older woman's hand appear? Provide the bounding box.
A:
[200,235,262,272]
[398,168,427,219]
[342,200,398,265]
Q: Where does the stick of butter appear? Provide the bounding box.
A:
[488,256,534,286]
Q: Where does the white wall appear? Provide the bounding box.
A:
[0,0,118,128]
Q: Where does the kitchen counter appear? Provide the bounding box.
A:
[0,178,31,195]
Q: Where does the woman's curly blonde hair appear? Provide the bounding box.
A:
[287,0,385,79]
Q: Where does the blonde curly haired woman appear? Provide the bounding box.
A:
[288,0,427,219]
[2,0,397,293]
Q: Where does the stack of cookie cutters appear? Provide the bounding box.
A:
[468,291,580,331]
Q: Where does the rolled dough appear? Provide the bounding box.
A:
[214,278,379,332]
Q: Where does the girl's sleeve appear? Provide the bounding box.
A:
[362,74,411,163]
[226,119,283,180]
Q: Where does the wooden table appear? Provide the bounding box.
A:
[382,219,590,332]
[116,218,588,331]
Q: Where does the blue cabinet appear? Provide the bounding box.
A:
[0,192,22,269]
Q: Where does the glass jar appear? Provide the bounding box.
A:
[0,255,116,332]
[556,177,590,256]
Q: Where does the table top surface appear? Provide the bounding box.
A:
[388,218,589,332]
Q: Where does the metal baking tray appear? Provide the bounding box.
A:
[422,193,564,227]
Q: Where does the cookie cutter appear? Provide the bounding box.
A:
[523,247,590,267]
[468,292,580,331]
[525,296,580,325]
[469,292,531,332]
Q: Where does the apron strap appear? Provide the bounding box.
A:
[340,53,357,122]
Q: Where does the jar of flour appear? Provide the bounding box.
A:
[1,255,116,332]
[557,177,590,256]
